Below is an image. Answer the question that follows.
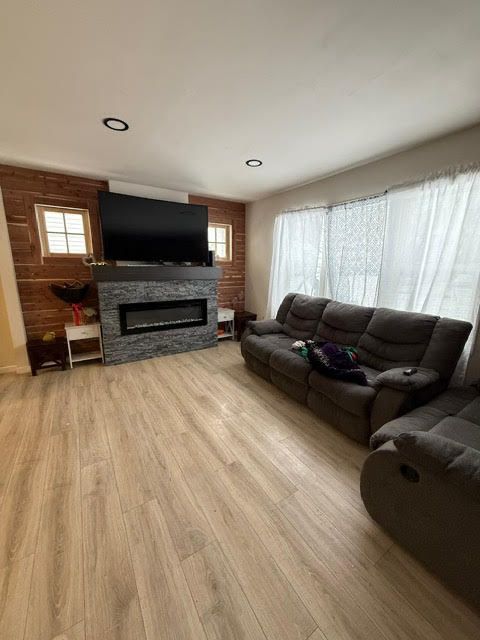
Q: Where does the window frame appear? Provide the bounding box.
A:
[35,204,93,258]
[208,222,233,262]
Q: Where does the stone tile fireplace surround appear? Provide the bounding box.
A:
[93,265,222,365]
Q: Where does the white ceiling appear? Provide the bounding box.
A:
[1,0,479,202]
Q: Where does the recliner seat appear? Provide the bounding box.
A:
[241,293,472,444]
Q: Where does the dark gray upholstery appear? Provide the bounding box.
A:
[370,386,478,449]
[309,371,377,417]
[314,301,374,345]
[361,388,480,609]
[375,367,439,391]
[282,294,330,339]
[357,308,438,371]
[242,293,472,444]
[242,333,294,364]
[270,348,312,384]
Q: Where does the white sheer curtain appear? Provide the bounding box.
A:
[377,167,480,380]
[266,166,480,380]
[326,195,386,306]
[267,208,326,317]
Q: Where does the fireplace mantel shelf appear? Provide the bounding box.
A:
[91,264,223,282]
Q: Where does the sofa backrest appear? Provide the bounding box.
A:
[314,301,374,346]
[356,308,438,371]
[277,293,330,340]
[420,317,472,380]
[274,293,471,380]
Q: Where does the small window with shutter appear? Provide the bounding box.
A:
[36,204,92,257]
[208,223,232,261]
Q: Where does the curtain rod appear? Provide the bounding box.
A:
[281,163,480,215]
[281,190,386,214]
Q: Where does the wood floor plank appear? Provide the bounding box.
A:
[280,492,444,640]
[307,630,327,640]
[375,544,480,640]
[0,406,27,505]
[78,411,110,468]
[171,446,316,640]
[0,458,47,568]
[221,423,297,503]
[24,430,83,640]
[124,499,207,640]
[121,413,215,561]
[218,461,387,640]
[0,554,34,639]
[51,620,85,639]
[0,342,476,640]
[81,460,145,640]
[182,541,268,640]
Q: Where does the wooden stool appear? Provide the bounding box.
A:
[234,310,257,341]
[26,337,68,376]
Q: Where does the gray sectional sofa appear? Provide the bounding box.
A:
[241,293,471,444]
[361,386,480,609]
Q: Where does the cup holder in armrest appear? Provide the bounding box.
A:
[400,464,420,483]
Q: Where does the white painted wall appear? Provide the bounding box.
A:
[108,180,188,203]
[0,189,29,373]
[246,124,480,320]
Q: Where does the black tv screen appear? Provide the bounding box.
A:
[98,191,208,263]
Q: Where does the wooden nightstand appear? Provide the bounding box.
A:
[217,308,235,340]
[65,322,104,368]
[26,337,68,376]
[234,310,257,341]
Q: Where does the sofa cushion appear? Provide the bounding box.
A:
[431,416,480,451]
[420,317,472,380]
[270,349,312,384]
[457,397,480,426]
[275,292,297,323]
[308,370,377,417]
[370,386,479,449]
[314,301,374,346]
[248,319,283,336]
[242,333,294,364]
[282,294,330,340]
[360,365,382,389]
[357,307,438,371]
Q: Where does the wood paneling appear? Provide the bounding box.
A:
[0,165,107,341]
[1,165,246,342]
[189,195,246,311]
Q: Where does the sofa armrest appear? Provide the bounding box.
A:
[394,431,480,501]
[376,367,439,392]
[247,319,283,335]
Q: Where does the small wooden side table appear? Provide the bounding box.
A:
[65,322,104,368]
[234,310,257,341]
[26,337,68,376]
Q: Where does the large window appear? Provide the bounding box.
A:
[267,167,480,380]
[36,205,92,257]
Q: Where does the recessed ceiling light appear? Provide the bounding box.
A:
[246,159,262,167]
[103,117,129,131]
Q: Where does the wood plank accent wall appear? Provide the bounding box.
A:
[0,164,247,346]
[189,195,246,312]
[0,165,108,341]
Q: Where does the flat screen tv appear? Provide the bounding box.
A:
[98,191,208,263]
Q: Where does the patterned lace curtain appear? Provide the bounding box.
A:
[267,208,326,317]
[326,195,386,306]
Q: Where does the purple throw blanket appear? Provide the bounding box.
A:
[292,340,367,386]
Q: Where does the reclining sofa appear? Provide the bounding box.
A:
[241,293,471,444]
[361,386,480,609]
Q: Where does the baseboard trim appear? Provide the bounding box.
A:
[16,365,31,375]
[0,364,17,374]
